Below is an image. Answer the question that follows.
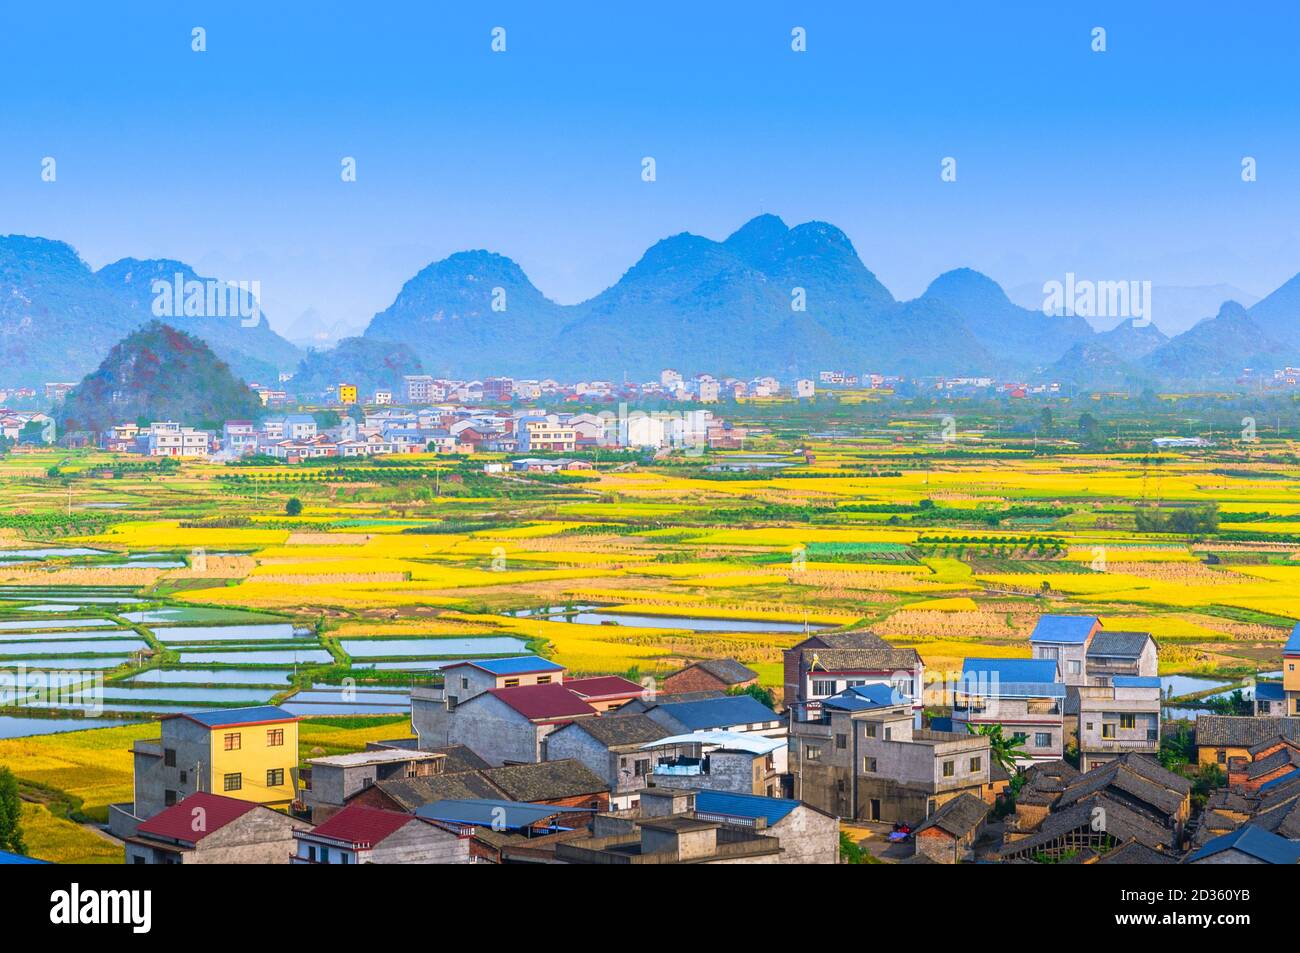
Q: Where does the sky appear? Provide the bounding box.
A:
[3,1,1299,337]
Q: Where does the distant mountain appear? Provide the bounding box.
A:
[1246,272,1300,350]
[1141,302,1297,382]
[920,268,1093,372]
[96,258,301,384]
[1045,342,1141,391]
[1097,318,1168,360]
[364,215,994,378]
[285,306,366,349]
[0,235,301,387]
[290,336,425,398]
[1008,281,1260,335]
[56,321,264,434]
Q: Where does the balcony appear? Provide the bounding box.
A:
[653,757,704,777]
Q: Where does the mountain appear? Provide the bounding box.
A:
[1141,302,1297,382]
[920,269,1094,372]
[365,215,993,378]
[96,258,301,383]
[1246,272,1300,350]
[1045,342,1141,391]
[290,336,425,398]
[363,251,570,378]
[0,235,301,387]
[285,306,366,349]
[56,321,264,434]
[0,237,139,385]
[1008,282,1260,335]
[1097,318,1168,360]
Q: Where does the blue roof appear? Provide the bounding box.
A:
[654,695,779,731]
[414,798,586,830]
[169,705,296,728]
[1189,824,1300,864]
[1258,767,1300,794]
[1256,681,1286,701]
[0,850,48,865]
[1286,623,1300,654]
[1113,676,1161,688]
[694,790,800,826]
[960,658,1065,699]
[822,683,905,712]
[448,655,564,676]
[1030,615,1099,644]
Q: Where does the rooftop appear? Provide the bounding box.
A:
[649,694,780,731]
[304,803,420,848]
[693,790,802,826]
[136,792,259,845]
[444,655,565,677]
[163,705,297,730]
[414,798,588,830]
[484,682,598,721]
[307,749,444,769]
[1030,615,1100,645]
[1189,824,1300,864]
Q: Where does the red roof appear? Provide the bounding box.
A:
[486,682,598,721]
[307,804,419,849]
[135,792,259,845]
[563,676,643,700]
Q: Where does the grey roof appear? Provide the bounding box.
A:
[689,658,758,685]
[1197,716,1300,748]
[914,793,989,839]
[369,771,507,810]
[480,759,608,802]
[1095,840,1178,865]
[1246,746,1300,781]
[415,798,588,830]
[420,744,492,773]
[560,713,670,747]
[1086,631,1153,659]
[1055,754,1190,821]
[1001,794,1177,857]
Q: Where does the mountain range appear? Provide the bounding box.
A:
[6,216,1300,391]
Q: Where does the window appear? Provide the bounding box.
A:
[1119,714,1136,730]
[634,759,649,777]
[970,756,982,772]
[805,745,822,762]
[503,677,520,687]
[1102,724,1115,739]
[812,679,835,696]
[179,771,187,785]
[884,727,892,741]
[619,757,628,769]
[942,760,954,778]
[1035,732,1052,748]
[537,676,551,685]
[163,748,176,767]
[267,728,284,747]
[1217,749,1227,764]
[164,789,177,807]
[863,757,877,773]
[461,677,469,689]
[864,724,877,738]
[267,768,285,787]
[223,773,242,792]
[1012,732,1028,745]
[1067,660,1081,674]
[223,732,241,751]
[835,733,847,750]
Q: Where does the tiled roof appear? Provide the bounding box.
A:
[1030,615,1100,644]
[649,694,780,731]
[418,743,491,772]
[694,790,800,826]
[563,675,643,700]
[481,759,608,802]
[1002,793,1176,857]
[307,803,420,848]
[414,798,588,830]
[1197,715,1300,748]
[164,705,297,729]
[673,658,757,685]
[1095,840,1177,865]
[914,793,989,839]
[1247,747,1300,781]
[1189,824,1300,864]
[1056,754,1190,820]
[136,792,259,844]
[560,713,669,747]
[369,772,507,810]
[485,683,598,721]
[802,645,920,672]
[1087,631,1152,659]
[445,655,564,677]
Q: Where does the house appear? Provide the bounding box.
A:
[124,792,308,864]
[478,760,609,811]
[112,706,300,838]
[543,714,671,808]
[912,792,991,863]
[662,658,758,695]
[415,799,592,862]
[302,749,449,822]
[639,730,786,798]
[789,683,992,823]
[283,414,317,440]
[783,630,923,722]
[1255,681,1287,716]
[1084,630,1158,684]
[439,656,566,703]
[952,658,1065,764]
[561,675,644,712]
[292,803,471,864]
[1029,615,1102,687]
[413,682,599,764]
[1196,716,1300,768]
[1076,676,1162,771]
[550,787,837,865]
[641,695,784,747]
[1282,623,1300,716]
[1188,824,1300,864]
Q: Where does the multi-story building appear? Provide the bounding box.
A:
[112,706,301,838]
[789,683,993,823]
[783,630,923,723]
[337,383,357,405]
[522,419,576,452]
[1029,614,1102,687]
[146,421,211,458]
[221,420,257,457]
[1077,676,1162,771]
[953,658,1065,765]
[1282,624,1300,716]
[404,374,435,403]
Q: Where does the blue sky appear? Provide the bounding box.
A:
[2,1,1298,335]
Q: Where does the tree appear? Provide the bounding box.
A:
[0,767,26,855]
[284,497,303,517]
[728,683,776,708]
[966,723,1026,776]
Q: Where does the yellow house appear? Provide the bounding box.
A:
[126,707,301,824]
[338,383,358,405]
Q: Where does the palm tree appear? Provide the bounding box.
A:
[967,723,1026,775]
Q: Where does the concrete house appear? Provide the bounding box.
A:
[1029,615,1102,687]
[414,681,599,764]
[302,749,449,822]
[1282,624,1300,716]
[124,792,308,864]
[783,630,922,723]
[790,683,992,823]
[953,658,1065,764]
[543,714,671,809]
[640,730,787,798]
[293,803,471,865]
[1084,631,1158,684]
[662,658,758,695]
[1077,676,1162,771]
